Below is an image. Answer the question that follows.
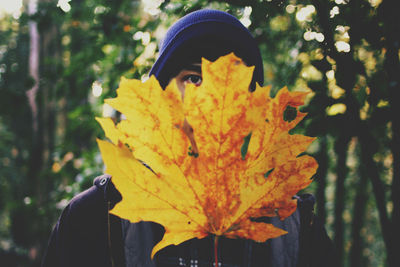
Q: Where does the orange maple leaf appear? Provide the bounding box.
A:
[96,53,318,257]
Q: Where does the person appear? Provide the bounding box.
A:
[41,9,335,267]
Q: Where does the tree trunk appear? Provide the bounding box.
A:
[25,0,62,263]
[358,126,392,267]
[349,144,368,267]
[26,0,39,136]
[380,1,400,267]
[333,135,350,267]
[315,136,328,224]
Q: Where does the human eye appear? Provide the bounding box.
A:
[183,74,202,86]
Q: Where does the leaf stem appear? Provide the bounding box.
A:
[214,235,219,267]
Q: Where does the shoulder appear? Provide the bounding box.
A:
[61,174,121,227]
[67,174,109,216]
[42,175,122,267]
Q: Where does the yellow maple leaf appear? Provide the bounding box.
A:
[96,53,318,257]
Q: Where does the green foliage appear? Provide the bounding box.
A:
[1,0,398,266]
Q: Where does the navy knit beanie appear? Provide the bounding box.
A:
[149,9,264,89]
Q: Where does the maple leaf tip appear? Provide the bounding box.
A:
[95,117,101,124]
[147,74,161,85]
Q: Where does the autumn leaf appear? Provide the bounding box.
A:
[96,53,318,257]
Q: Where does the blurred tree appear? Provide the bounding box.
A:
[304,0,398,266]
[0,0,398,267]
[0,4,34,265]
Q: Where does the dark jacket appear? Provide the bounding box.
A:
[42,175,335,267]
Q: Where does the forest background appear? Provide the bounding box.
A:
[0,0,399,266]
